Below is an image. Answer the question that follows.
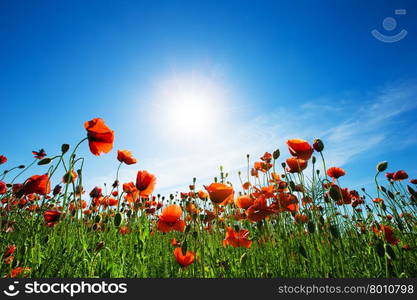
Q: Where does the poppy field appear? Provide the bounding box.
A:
[0,118,416,278]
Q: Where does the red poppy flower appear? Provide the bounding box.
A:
[204,183,234,205]
[386,170,408,181]
[392,170,408,181]
[286,157,308,173]
[44,210,61,227]
[0,181,6,194]
[171,238,181,247]
[157,204,185,233]
[294,214,309,224]
[326,167,346,179]
[372,224,399,246]
[260,152,272,163]
[89,186,103,198]
[3,245,16,258]
[410,179,417,184]
[117,150,137,165]
[234,195,254,209]
[84,118,115,156]
[136,170,156,198]
[119,226,129,235]
[24,174,50,195]
[223,227,252,248]
[8,267,31,278]
[287,139,313,160]
[32,149,47,159]
[246,197,276,222]
[0,155,7,165]
[173,247,195,267]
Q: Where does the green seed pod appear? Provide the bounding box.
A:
[273,149,280,160]
[114,212,122,227]
[387,191,395,200]
[307,221,315,233]
[376,161,388,172]
[375,240,385,257]
[38,158,52,165]
[407,185,416,196]
[181,240,188,254]
[329,186,341,201]
[299,245,308,258]
[385,244,397,260]
[61,144,70,154]
[94,215,101,223]
[329,224,339,238]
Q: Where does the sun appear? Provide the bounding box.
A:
[152,72,227,138]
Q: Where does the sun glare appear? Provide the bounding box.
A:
[152,72,227,139]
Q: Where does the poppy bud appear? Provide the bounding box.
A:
[281,162,286,169]
[94,215,101,223]
[312,156,316,164]
[273,149,280,160]
[376,161,388,172]
[61,144,70,154]
[407,185,416,196]
[329,186,341,201]
[18,165,25,169]
[95,241,105,252]
[114,212,122,227]
[181,240,188,254]
[313,139,324,152]
[53,184,62,196]
[38,158,52,165]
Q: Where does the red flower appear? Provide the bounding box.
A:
[286,157,308,173]
[205,183,234,205]
[173,247,195,267]
[119,226,129,235]
[372,224,399,246]
[89,186,103,198]
[0,181,7,194]
[386,170,408,181]
[32,149,47,159]
[326,167,346,179]
[0,155,7,165]
[24,174,51,195]
[246,197,276,222]
[3,245,16,258]
[287,139,313,160]
[84,118,115,156]
[294,214,309,224]
[8,267,31,278]
[43,210,61,227]
[171,238,181,247]
[157,204,185,233]
[410,179,417,184]
[223,227,252,248]
[392,170,408,181]
[117,150,137,165]
[136,170,156,198]
[234,195,254,209]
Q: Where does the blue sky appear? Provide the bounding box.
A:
[1,0,417,196]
